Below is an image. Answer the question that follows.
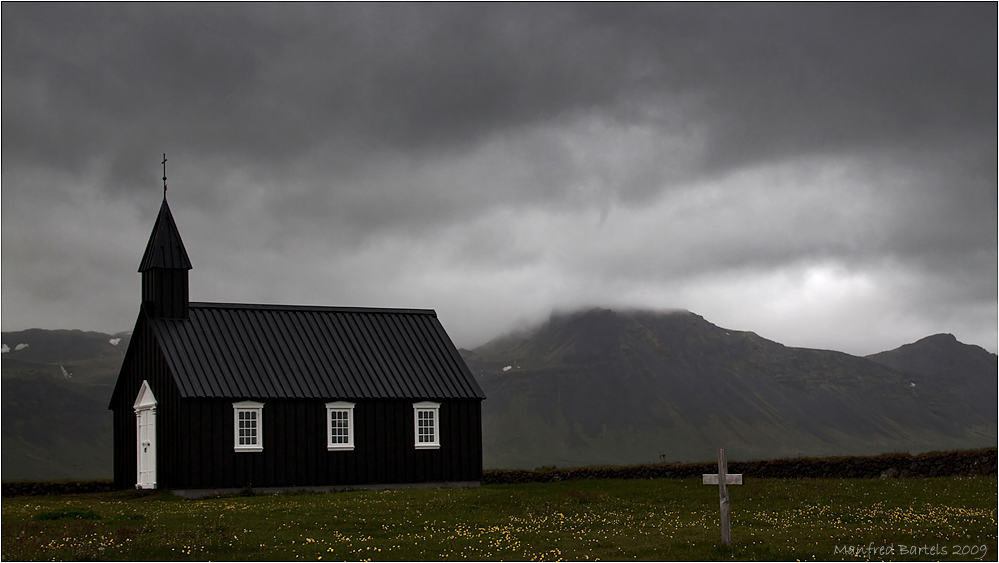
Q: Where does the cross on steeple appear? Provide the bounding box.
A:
[162,154,168,199]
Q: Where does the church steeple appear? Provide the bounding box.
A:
[139,196,192,319]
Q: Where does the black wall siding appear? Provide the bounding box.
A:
[116,384,483,489]
[142,269,189,319]
[378,401,391,483]
[293,403,306,484]
[213,403,225,488]
[450,405,463,479]
[184,401,195,488]
[136,398,480,489]
[270,403,283,486]
[305,404,317,485]
[392,403,405,483]
[173,401,186,487]
[200,401,213,487]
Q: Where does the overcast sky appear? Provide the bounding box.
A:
[3,3,996,355]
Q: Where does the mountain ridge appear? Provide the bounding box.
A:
[465,308,996,469]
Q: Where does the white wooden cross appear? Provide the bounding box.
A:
[702,448,743,547]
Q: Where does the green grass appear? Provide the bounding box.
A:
[2,476,995,561]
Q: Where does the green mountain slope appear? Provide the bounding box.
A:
[466,308,997,469]
[1,329,129,480]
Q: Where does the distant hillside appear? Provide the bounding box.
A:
[867,332,997,376]
[3,317,995,480]
[465,308,997,469]
[866,333,998,427]
[1,329,130,480]
[2,328,130,365]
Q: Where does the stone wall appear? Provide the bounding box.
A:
[482,448,997,485]
[2,480,115,497]
[4,448,994,496]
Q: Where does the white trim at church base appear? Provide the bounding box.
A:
[170,480,481,499]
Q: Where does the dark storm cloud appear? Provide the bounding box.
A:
[666,4,996,166]
[2,3,995,353]
[4,3,629,191]
[6,4,994,192]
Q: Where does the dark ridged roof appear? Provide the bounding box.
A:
[138,198,192,272]
[148,302,485,400]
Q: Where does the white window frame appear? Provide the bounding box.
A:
[413,401,441,450]
[325,401,355,451]
[233,401,264,452]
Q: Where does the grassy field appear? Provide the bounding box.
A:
[2,476,995,561]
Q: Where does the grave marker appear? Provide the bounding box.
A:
[702,448,743,546]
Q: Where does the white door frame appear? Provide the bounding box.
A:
[133,380,158,489]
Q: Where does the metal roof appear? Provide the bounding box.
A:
[138,198,192,272]
[148,302,485,400]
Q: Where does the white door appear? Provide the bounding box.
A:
[133,381,158,489]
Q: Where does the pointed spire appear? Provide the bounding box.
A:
[139,158,192,320]
[138,197,192,272]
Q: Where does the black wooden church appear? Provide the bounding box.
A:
[109,196,485,493]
